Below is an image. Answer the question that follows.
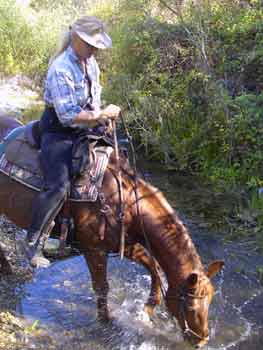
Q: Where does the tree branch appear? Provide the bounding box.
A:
[159,0,180,16]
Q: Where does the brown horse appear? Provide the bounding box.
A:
[0,116,224,348]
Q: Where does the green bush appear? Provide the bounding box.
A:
[0,0,262,198]
[0,0,80,80]
[101,0,263,196]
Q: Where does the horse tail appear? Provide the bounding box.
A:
[0,116,24,142]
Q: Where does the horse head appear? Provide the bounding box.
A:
[166,260,224,348]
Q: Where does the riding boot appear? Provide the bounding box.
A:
[18,235,51,268]
[26,187,67,268]
[29,241,51,268]
[26,195,54,246]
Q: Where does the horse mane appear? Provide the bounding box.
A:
[108,154,204,273]
[142,180,204,269]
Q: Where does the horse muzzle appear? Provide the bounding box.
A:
[193,336,209,349]
[183,329,209,349]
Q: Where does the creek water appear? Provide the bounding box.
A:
[15,167,263,350]
[1,79,261,349]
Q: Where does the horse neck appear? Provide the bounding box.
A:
[136,181,204,288]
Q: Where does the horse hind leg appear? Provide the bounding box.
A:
[0,245,12,275]
[125,243,162,317]
[84,250,110,322]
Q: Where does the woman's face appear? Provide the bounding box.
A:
[72,32,98,60]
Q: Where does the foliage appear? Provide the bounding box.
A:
[101,0,263,194]
[1,0,263,219]
[0,0,79,80]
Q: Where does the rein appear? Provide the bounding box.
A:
[112,119,125,259]
[118,113,208,344]
[119,112,166,298]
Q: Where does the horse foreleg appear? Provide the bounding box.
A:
[125,243,162,317]
[84,250,110,322]
[0,245,12,275]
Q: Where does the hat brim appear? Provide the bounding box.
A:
[76,30,112,49]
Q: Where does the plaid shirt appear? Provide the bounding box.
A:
[44,45,102,127]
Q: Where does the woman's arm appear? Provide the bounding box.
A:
[73,104,121,127]
[47,67,120,128]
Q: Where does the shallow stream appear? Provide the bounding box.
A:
[1,77,262,349]
[15,168,263,350]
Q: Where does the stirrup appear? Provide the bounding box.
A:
[27,220,56,246]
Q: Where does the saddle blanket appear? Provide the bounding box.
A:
[0,127,113,202]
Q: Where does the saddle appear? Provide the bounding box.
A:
[0,121,113,202]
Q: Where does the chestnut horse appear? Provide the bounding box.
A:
[0,116,224,348]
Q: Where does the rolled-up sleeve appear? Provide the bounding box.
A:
[49,69,82,126]
[88,57,102,111]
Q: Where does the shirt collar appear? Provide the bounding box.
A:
[67,45,92,66]
[67,45,81,63]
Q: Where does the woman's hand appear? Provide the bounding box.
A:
[100,104,121,121]
[73,104,121,127]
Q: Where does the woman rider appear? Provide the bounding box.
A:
[25,16,121,268]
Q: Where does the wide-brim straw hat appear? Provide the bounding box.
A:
[72,16,112,50]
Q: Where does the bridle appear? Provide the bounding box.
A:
[180,292,209,342]
[167,288,210,343]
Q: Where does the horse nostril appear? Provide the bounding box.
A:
[194,336,209,349]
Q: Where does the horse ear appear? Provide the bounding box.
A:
[207,260,224,278]
[187,273,199,288]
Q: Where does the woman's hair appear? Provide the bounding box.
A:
[49,29,71,66]
[49,16,105,66]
